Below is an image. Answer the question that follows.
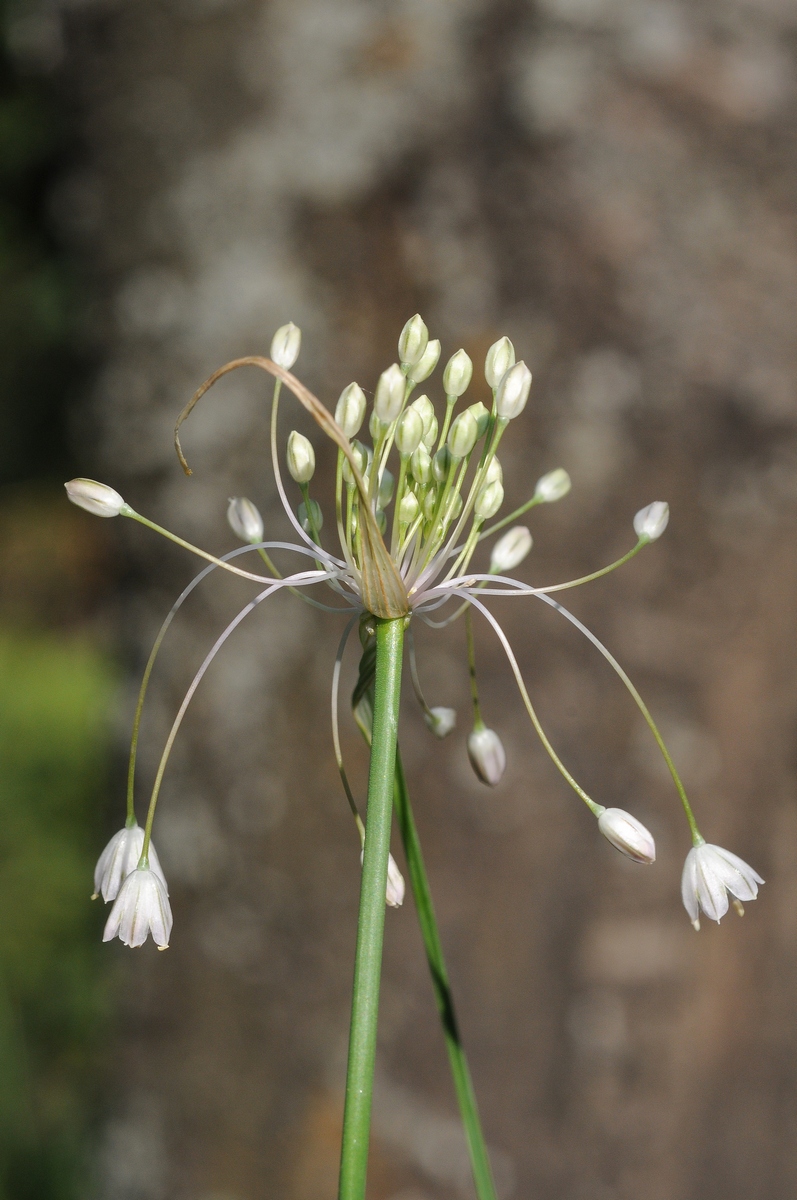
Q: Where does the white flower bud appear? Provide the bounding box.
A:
[374,363,406,424]
[298,498,323,533]
[286,431,315,483]
[407,338,441,384]
[484,456,503,485]
[93,823,166,903]
[378,469,395,508]
[227,497,264,544]
[360,848,406,907]
[424,706,456,738]
[369,408,386,441]
[410,395,435,436]
[342,440,368,487]
[270,321,301,369]
[65,478,126,518]
[535,467,571,503]
[422,415,438,450]
[467,727,506,786]
[422,489,437,520]
[475,479,504,520]
[489,526,532,574]
[495,361,532,419]
[410,443,432,486]
[399,491,420,524]
[633,501,669,542]
[433,445,452,483]
[447,411,479,460]
[398,314,429,367]
[103,865,172,949]
[446,491,463,521]
[485,336,515,389]
[681,843,763,930]
[396,408,424,457]
[335,382,367,438]
[443,349,473,397]
[465,401,490,439]
[598,808,656,865]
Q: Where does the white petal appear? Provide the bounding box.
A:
[707,845,764,897]
[680,849,700,924]
[103,868,172,948]
[694,846,730,923]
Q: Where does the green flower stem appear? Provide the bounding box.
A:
[339,617,405,1200]
[393,748,498,1200]
[465,607,484,730]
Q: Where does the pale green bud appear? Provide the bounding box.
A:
[286,430,315,483]
[484,456,503,485]
[342,440,368,487]
[398,313,429,367]
[422,415,438,450]
[445,492,463,520]
[423,489,438,519]
[407,338,441,384]
[535,467,571,503]
[378,469,395,508]
[424,706,456,738]
[369,408,387,441]
[433,445,452,483]
[633,501,669,541]
[443,348,473,397]
[396,408,424,457]
[410,443,432,486]
[227,497,264,544]
[65,478,126,518]
[475,479,504,520]
[374,363,406,424]
[399,491,420,525]
[485,336,515,389]
[495,361,532,419]
[490,526,532,573]
[335,382,367,438]
[298,498,323,532]
[465,401,490,440]
[410,395,435,436]
[447,411,479,460]
[375,509,388,534]
[270,321,301,369]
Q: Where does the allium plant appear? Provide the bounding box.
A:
[68,315,763,1199]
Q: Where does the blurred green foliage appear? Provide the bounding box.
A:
[0,632,114,1200]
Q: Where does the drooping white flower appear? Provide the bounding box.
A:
[103,866,173,949]
[681,843,764,930]
[93,823,166,903]
[597,807,656,864]
[424,706,457,739]
[467,727,506,786]
[65,478,126,518]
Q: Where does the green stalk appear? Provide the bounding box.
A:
[339,617,405,1200]
[393,748,498,1200]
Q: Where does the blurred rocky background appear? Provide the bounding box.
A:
[3,0,797,1196]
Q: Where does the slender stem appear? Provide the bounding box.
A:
[393,748,498,1200]
[339,618,405,1200]
[465,607,484,729]
[478,494,542,540]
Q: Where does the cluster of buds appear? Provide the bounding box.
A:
[67,313,763,946]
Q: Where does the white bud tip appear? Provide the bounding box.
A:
[374,363,406,424]
[227,497,264,544]
[443,349,473,397]
[398,314,429,367]
[65,478,126,518]
[634,501,669,541]
[490,526,533,574]
[467,727,506,786]
[534,468,571,503]
[424,706,456,739]
[597,808,656,864]
[270,321,301,369]
[485,336,515,389]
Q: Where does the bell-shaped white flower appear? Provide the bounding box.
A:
[103,865,172,949]
[424,706,456,739]
[93,822,166,902]
[227,497,264,544]
[534,468,571,503]
[681,843,764,930]
[361,849,406,907]
[467,727,506,786]
[270,321,301,369]
[490,526,532,574]
[634,501,669,542]
[398,314,429,367]
[597,807,656,864]
[65,478,126,518]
